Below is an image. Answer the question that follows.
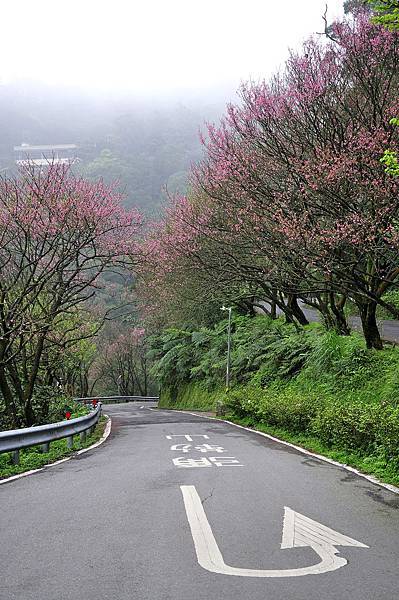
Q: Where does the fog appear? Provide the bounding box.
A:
[0,0,346,214]
[3,0,344,95]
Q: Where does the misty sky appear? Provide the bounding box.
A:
[3,0,345,97]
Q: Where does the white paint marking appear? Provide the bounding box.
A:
[173,457,212,468]
[180,485,368,578]
[166,434,210,441]
[280,506,368,550]
[194,443,225,453]
[170,443,192,452]
[208,457,243,467]
[172,410,399,496]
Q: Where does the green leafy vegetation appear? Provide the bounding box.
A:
[154,315,399,485]
[369,0,399,30]
[380,117,399,177]
[159,383,220,411]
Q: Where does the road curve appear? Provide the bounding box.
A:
[1,402,398,600]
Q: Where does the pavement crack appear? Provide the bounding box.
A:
[201,487,214,505]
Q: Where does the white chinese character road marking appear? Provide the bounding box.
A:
[209,457,243,467]
[194,444,225,453]
[180,485,369,578]
[166,434,210,442]
[170,444,192,453]
[173,457,212,468]
[172,456,243,468]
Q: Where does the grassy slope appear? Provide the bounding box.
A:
[159,384,221,411]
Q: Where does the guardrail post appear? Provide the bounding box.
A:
[41,442,50,453]
[67,435,73,449]
[80,431,86,445]
[12,450,19,465]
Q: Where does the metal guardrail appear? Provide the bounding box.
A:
[75,395,159,405]
[0,404,102,465]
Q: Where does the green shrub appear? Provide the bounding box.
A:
[257,390,320,433]
[377,405,399,466]
[310,402,381,453]
[224,386,260,420]
[305,330,375,380]
[225,386,319,433]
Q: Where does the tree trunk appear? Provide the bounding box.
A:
[329,293,350,336]
[24,399,36,427]
[287,294,309,326]
[81,370,89,398]
[304,293,350,335]
[270,299,277,320]
[357,301,383,350]
[0,366,19,428]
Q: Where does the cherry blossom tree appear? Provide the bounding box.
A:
[141,13,399,350]
[193,14,399,348]
[0,163,142,426]
[93,327,149,396]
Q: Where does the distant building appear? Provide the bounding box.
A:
[14,143,78,167]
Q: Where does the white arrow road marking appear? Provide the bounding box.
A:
[180,485,368,578]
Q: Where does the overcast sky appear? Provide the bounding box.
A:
[2,0,345,97]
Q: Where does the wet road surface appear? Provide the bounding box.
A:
[1,403,398,600]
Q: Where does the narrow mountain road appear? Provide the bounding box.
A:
[301,306,399,344]
[1,403,398,600]
[256,301,399,343]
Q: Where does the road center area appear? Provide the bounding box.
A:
[1,403,398,600]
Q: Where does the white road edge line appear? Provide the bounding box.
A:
[0,415,112,485]
[163,409,399,496]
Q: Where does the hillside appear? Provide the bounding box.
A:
[0,81,230,214]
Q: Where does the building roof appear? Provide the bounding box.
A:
[14,144,78,152]
[16,158,79,166]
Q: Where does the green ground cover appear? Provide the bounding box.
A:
[158,384,220,411]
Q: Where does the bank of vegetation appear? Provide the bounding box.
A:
[151,315,399,485]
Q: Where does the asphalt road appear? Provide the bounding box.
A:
[257,300,399,343]
[301,307,399,344]
[1,403,398,600]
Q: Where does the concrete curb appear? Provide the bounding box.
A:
[0,415,112,486]
[167,408,399,496]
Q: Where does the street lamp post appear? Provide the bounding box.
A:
[117,374,122,396]
[221,306,232,392]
